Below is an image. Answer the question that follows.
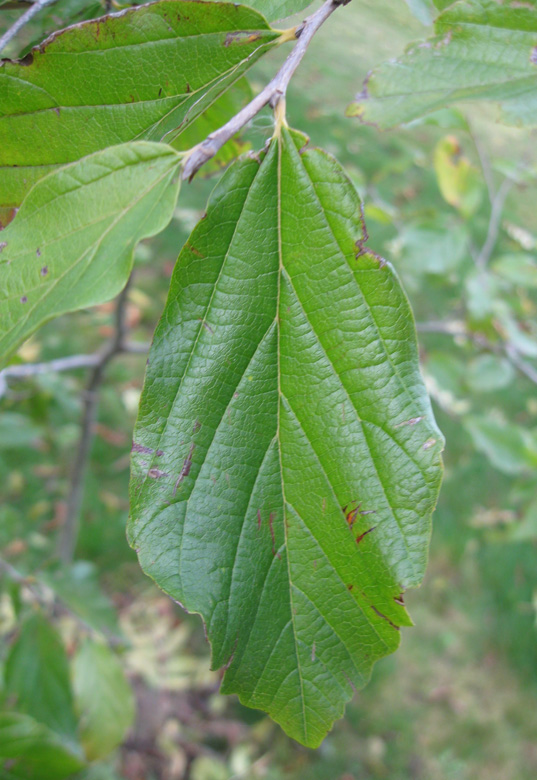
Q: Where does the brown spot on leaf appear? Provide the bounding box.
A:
[395,416,425,428]
[356,526,377,545]
[192,420,201,434]
[371,605,400,630]
[188,244,205,258]
[132,442,154,455]
[198,318,214,334]
[224,31,261,47]
[20,296,27,304]
[36,248,41,257]
[269,512,281,559]
[173,442,195,495]
[40,266,48,276]
[148,468,169,480]
[531,46,537,65]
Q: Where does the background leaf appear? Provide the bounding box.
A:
[464,416,537,474]
[4,614,79,742]
[73,640,135,761]
[129,127,444,747]
[0,141,181,367]
[230,1,314,20]
[404,0,436,26]
[0,712,85,780]
[348,0,537,128]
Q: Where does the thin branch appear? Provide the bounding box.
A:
[475,177,514,270]
[0,555,124,644]
[57,279,134,564]
[416,320,537,388]
[504,343,537,386]
[181,0,351,181]
[0,0,56,54]
[469,125,495,205]
[0,341,150,399]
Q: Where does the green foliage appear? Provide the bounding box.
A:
[4,613,79,740]
[73,640,134,761]
[0,713,85,780]
[40,561,123,640]
[128,125,443,746]
[465,416,537,475]
[348,0,537,128]
[228,0,313,19]
[0,142,181,367]
[1,0,537,765]
[404,0,436,25]
[0,0,281,208]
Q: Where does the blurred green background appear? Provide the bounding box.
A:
[1,1,537,778]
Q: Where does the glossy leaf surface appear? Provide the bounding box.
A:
[0,142,180,367]
[348,0,537,129]
[0,0,281,207]
[129,127,444,746]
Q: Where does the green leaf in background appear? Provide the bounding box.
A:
[4,614,79,742]
[347,0,537,129]
[466,354,515,393]
[433,136,483,218]
[0,412,42,449]
[492,254,537,289]
[0,142,181,368]
[404,0,436,26]
[0,712,85,780]
[465,416,537,474]
[129,126,444,747]
[233,0,313,19]
[72,640,135,761]
[392,219,468,276]
[40,561,123,641]
[0,0,282,207]
[433,0,456,9]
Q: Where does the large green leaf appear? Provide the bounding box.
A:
[347,0,537,129]
[128,126,444,746]
[0,713,85,780]
[0,0,282,208]
[4,614,78,742]
[72,640,135,761]
[0,141,181,368]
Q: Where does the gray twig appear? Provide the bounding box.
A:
[57,279,135,564]
[181,0,351,181]
[0,0,56,54]
[475,177,514,270]
[416,320,537,388]
[0,340,150,399]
